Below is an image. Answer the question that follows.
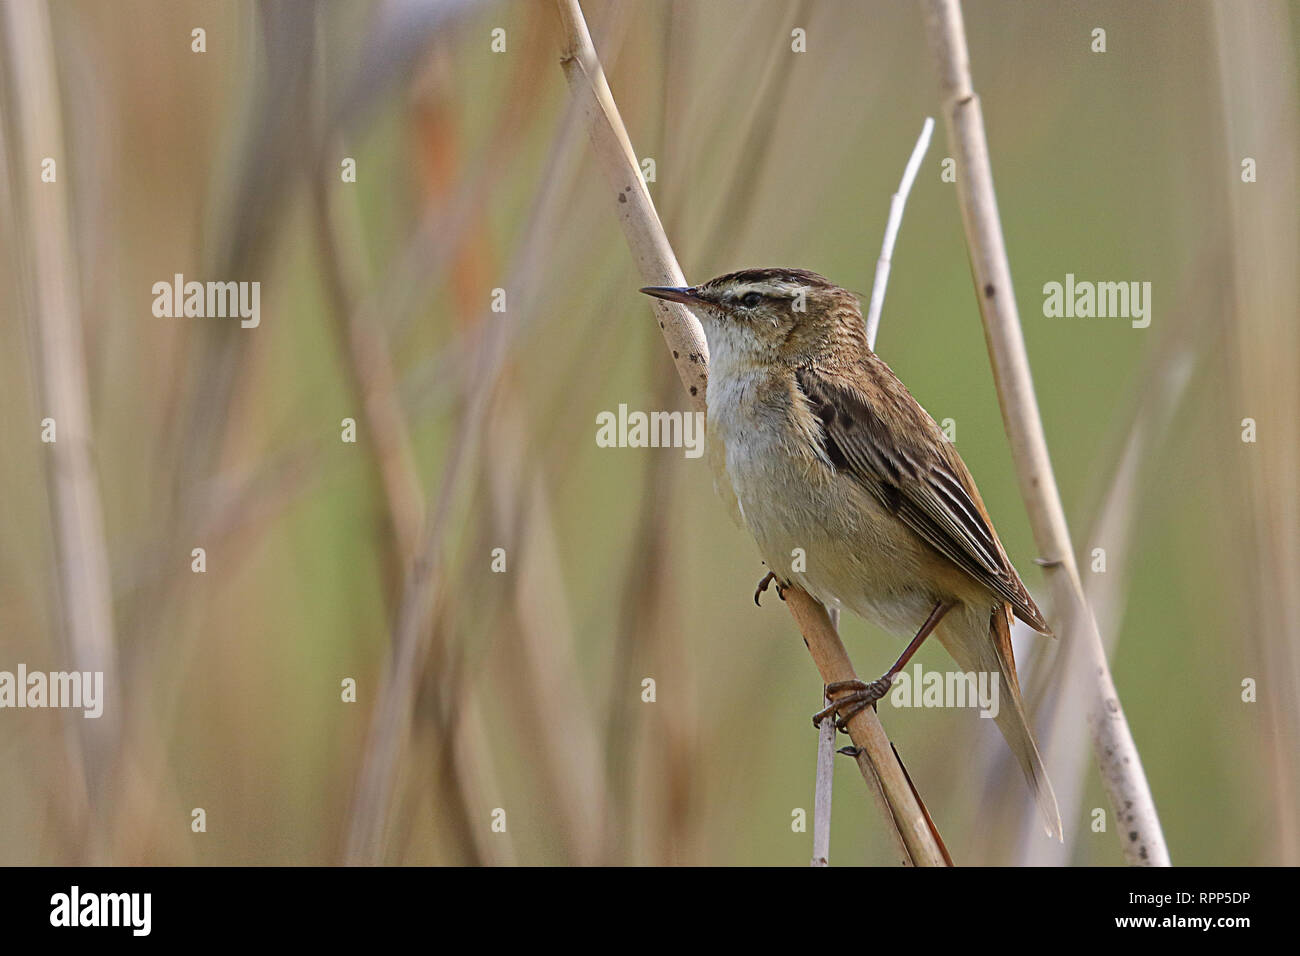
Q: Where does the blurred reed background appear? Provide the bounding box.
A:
[0,0,1296,865]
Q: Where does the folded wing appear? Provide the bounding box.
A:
[795,364,1050,634]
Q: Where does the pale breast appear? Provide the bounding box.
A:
[707,365,939,639]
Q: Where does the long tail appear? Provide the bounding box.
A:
[936,602,1062,841]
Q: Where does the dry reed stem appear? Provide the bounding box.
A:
[343,206,518,864]
[556,0,947,866]
[1014,270,1211,865]
[472,93,614,865]
[810,682,835,866]
[924,0,1169,865]
[485,420,610,866]
[812,118,935,866]
[865,117,935,348]
[2,0,120,855]
[312,165,424,568]
[346,52,601,861]
[554,0,708,414]
[603,364,696,864]
[1211,0,1300,864]
[315,166,514,865]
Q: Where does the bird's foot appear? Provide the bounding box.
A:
[812,676,894,731]
[753,570,787,606]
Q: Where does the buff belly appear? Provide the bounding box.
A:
[724,437,948,641]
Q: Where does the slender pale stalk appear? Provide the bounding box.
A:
[810,693,835,866]
[923,0,1169,866]
[1016,305,1200,865]
[865,117,935,349]
[1211,0,1300,864]
[2,0,120,856]
[812,120,935,865]
[811,610,837,867]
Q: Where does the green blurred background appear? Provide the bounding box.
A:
[1,0,1296,865]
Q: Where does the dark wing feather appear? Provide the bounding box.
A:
[796,365,1049,633]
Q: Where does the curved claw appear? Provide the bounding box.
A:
[754,571,786,606]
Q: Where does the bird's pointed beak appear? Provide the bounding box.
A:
[639,285,703,306]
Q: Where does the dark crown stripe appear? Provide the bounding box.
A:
[704,267,837,290]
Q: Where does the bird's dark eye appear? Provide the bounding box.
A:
[740,291,762,308]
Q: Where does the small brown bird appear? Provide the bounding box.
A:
[642,267,1061,838]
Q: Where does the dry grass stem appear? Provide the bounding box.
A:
[812,118,935,865]
[924,0,1169,865]
[2,0,120,854]
[865,116,935,348]
[811,684,835,866]
[1211,0,1300,864]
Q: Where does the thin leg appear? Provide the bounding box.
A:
[885,599,952,678]
[812,601,954,731]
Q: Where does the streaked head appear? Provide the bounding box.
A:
[640,267,864,363]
